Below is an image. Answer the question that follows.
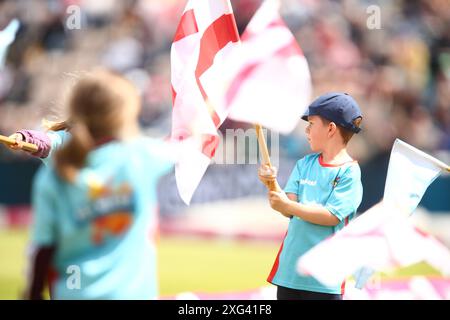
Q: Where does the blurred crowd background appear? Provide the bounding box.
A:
[1,0,450,300]
[0,0,449,213]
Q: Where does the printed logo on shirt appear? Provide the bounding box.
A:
[299,179,317,186]
[76,176,135,245]
[91,210,132,245]
[332,176,341,188]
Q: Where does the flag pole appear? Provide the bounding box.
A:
[255,124,282,192]
[0,134,38,153]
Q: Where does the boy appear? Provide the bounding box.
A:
[259,92,363,300]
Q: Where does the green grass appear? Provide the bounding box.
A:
[158,236,279,296]
[378,262,441,280]
[0,229,29,299]
[0,229,443,299]
[0,229,279,299]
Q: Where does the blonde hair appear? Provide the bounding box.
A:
[53,69,140,182]
[42,119,72,132]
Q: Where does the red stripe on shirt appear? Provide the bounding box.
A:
[267,232,288,283]
[318,154,357,167]
[47,266,58,299]
[340,216,350,295]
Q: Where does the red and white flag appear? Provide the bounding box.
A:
[224,0,312,134]
[171,0,240,204]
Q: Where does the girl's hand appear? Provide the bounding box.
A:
[8,133,25,150]
[268,190,291,214]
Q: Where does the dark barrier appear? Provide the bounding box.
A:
[0,157,41,205]
[0,153,448,215]
[360,150,450,213]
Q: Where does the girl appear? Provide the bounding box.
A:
[10,69,175,299]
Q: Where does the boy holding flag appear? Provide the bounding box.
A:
[259,92,364,300]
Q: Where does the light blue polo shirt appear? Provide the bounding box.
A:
[268,153,363,294]
[31,131,174,299]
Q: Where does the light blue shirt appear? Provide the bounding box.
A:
[40,130,71,167]
[32,131,173,299]
[268,153,363,294]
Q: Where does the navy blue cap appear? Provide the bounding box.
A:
[302,92,362,133]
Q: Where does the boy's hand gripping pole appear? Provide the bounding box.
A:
[255,124,282,192]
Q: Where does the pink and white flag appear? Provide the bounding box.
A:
[171,0,240,204]
[297,202,450,288]
[224,0,312,134]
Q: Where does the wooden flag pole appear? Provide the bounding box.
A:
[255,124,282,192]
[0,134,38,153]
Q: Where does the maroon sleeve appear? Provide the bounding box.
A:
[16,130,51,158]
[25,246,56,300]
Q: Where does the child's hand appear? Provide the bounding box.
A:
[268,190,291,215]
[8,133,25,151]
[258,164,277,188]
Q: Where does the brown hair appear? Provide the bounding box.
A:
[53,69,140,182]
[338,117,362,144]
[321,116,362,145]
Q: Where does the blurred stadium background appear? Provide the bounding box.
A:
[0,0,449,299]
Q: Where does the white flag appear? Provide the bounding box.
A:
[384,139,449,213]
[223,0,312,134]
[354,139,449,288]
[297,202,450,288]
